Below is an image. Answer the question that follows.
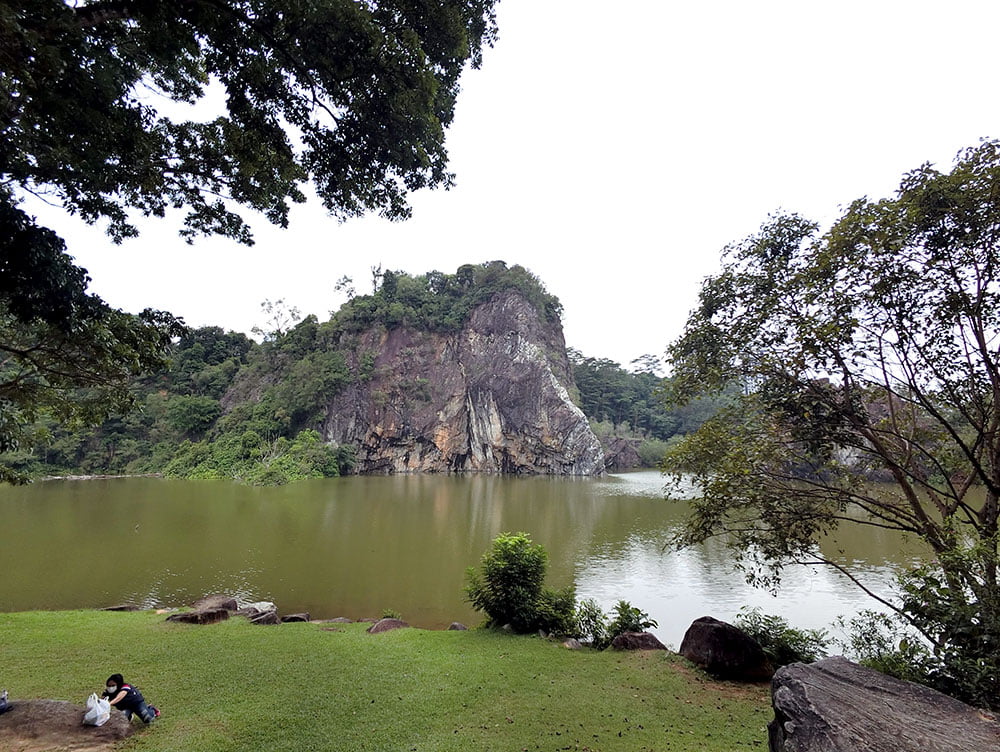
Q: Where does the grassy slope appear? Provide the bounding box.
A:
[1,611,771,751]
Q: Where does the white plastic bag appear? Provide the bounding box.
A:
[82,692,111,726]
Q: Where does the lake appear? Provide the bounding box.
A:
[0,471,928,646]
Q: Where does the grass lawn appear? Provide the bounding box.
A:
[1,610,772,751]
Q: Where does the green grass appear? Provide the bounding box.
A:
[0,611,771,751]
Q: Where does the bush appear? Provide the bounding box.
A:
[534,585,577,636]
[735,607,829,667]
[465,532,574,634]
[837,610,933,685]
[607,600,657,640]
[574,598,610,648]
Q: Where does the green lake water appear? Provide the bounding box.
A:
[0,472,928,646]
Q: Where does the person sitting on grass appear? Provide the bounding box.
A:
[102,674,159,723]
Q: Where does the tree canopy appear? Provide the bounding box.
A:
[0,0,498,481]
[664,140,1000,708]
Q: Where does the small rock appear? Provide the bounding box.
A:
[281,613,311,623]
[562,638,583,650]
[448,622,468,631]
[101,604,141,612]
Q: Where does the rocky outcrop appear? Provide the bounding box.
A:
[611,631,667,651]
[679,616,774,681]
[769,656,1000,752]
[322,290,604,475]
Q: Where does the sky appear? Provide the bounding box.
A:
[26,0,1000,370]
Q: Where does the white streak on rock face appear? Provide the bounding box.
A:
[320,290,605,475]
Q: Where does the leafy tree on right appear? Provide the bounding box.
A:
[663,140,1000,709]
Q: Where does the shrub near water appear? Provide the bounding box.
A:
[464,532,576,633]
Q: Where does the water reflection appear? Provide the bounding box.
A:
[0,472,927,645]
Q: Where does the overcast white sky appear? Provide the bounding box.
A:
[28,0,1000,369]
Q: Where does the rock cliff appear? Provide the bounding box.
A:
[322,290,604,475]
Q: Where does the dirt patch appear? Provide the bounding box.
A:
[0,699,137,752]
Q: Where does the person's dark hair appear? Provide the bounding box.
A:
[106,674,124,687]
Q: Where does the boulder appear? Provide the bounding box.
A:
[192,594,238,612]
[562,638,583,650]
[769,656,1000,752]
[281,613,311,623]
[367,618,409,634]
[236,602,280,625]
[679,616,773,681]
[448,622,468,631]
[610,631,667,651]
[166,607,230,625]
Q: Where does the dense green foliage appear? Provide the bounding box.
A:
[607,600,658,639]
[0,212,184,483]
[735,607,829,668]
[335,261,563,332]
[3,0,498,239]
[664,141,1000,708]
[568,349,733,467]
[464,532,576,634]
[1,0,498,482]
[0,610,771,752]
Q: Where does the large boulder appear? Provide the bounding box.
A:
[611,632,667,651]
[679,616,773,681]
[769,656,1000,752]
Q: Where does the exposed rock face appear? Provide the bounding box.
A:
[679,616,774,681]
[769,656,1000,752]
[611,632,668,651]
[322,291,605,475]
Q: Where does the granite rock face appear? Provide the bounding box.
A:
[321,290,604,475]
[769,656,1000,752]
